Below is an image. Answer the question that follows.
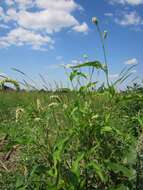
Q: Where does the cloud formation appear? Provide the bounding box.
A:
[124,58,138,65]
[109,0,143,5]
[72,22,89,33]
[115,11,143,26]
[0,0,89,50]
[109,74,119,79]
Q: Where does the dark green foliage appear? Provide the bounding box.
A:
[0,90,143,189]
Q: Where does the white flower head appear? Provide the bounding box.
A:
[92,17,98,25]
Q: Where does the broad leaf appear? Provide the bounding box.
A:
[69,70,87,81]
[108,162,135,178]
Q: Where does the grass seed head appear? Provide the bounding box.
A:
[36,98,43,111]
[50,95,61,103]
[15,107,25,123]
[48,102,58,108]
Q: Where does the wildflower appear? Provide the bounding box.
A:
[92,17,98,25]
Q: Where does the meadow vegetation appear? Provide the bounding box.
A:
[0,17,143,190]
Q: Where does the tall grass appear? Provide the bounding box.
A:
[0,17,143,190]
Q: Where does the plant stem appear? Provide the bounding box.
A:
[96,24,110,87]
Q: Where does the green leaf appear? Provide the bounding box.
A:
[101,126,113,133]
[16,177,25,189]
[109,184,129,190]
[114,65,136,86]
[87,162,107,183]
[71,153,84,178]
[61,165,78,188]
[107,85,116,96]
[79,82,97,92]
[53,137,69,162]
[108,162,135,178]
[70,61,104,70]
[69,70,87,81]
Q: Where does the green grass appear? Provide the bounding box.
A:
[0,16,143,190]
[0,90,143,190]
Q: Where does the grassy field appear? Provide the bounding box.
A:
[0,89,143,190]
[0,17,143,190]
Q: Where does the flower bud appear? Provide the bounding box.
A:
[92,17,98,25]
[103,30,108,39]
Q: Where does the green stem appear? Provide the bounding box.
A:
[64,67,75,90]
[96,24,110,87]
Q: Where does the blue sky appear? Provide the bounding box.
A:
[0,0,143,89]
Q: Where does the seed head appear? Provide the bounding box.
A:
[50,95,61,103]
[48,102,58,108]
[15,107,24,123]
[103,30,108,39]
[92,17,98,25]
[36,98,44,111]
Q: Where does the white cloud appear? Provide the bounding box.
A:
[5,8,18,22]
[124,58,138,65]
[36,0,81,12]
[0,0,88,50]
[109,0,143,5]
[17,10,79,33]
[0,27,53,50]
[115,11,143,26]
[104,12,113,17]
[5,0,14,6]
[5,0,34,9]
[109,74,119,79]
[15,0,34,6]
[72,22,89,33]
